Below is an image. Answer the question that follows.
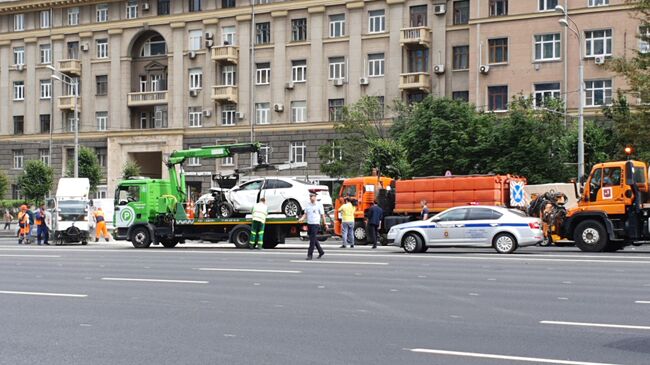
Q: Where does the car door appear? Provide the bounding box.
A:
[261,179,280,212]
[233,180,263,212]
[428,208,469,245]
[464,207,503,246]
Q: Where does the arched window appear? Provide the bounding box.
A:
[140,35,166,57]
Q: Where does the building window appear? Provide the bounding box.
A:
[40,44,51,64]
[96,75,108,96]
[255,103,270,124]
[329,57,346,80]
[639,26,650,53]
[13,116,24,135]
[222,104,236,125]
[328,99,345,121]
[291,101,307,123]
[13,150,24,169]
[488,38,508,63]
[489,0,508,16]
[256,63,271,85]
[588,0,609,7]
[96,4,109,22]
[539,0,558,11]
[66,114,79,132]
[40,114,51,134]
[222,65,236,85]
[127,0,138,19]
[452,91,469,102]
[13,81,24,101]
[329,14,345,38]
[68,41,80,59]
[454,1,469,25]
[291,18,307,42]
[96,39,109,59]
[187,145,201,166]
[65,77,80,96]
[372,96,385,119]
[222,26,236,45]
[255,22,271,45]
[585,80,612,106]
[257,144,270,165]
[158,0,171,15]
[40,149,50,166]
[40,80,51,99]
[453,45,469,70]
[189,30,203,51]
[488,85,508,111]
[188,107,203,127]
[222,156,234,166]
[96,112,108,131]
[585,29,612,57]
[189,68,203,90]
[368,53,384,77]
[534,83,561,107]
[95,148,107,168]
[40,10,51,28]
[189,0,202,12]
[68,7,79,25]
[368,10,385,33]
[255,0,270,4]
[290,142,306,163]
[534,33,561,61]
[409,5,427,27]
[14,47,25,66]
[329,141,343,162]
[140,35,167,57]
[292,60,307,82]
[222,0,236,8]
[14,14,24,31]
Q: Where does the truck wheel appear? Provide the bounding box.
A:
[493,233,517,254]
[231,227,251,248]
[604,241,625,252]
[219,202,234,218]
[81,240,88,246]
[131,227,152,248]
[354,222,367,245]
[574,221,608,252]
[402,233,423,253]
[282,199,301,217]
[160,239,178,248]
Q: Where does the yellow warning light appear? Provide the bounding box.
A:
[625,146,633,156]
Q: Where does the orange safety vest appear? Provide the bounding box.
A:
[17,212,28,228]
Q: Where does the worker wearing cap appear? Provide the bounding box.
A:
[35,204,49,246]
[17,205,30,245]
[249,197,268,250]
[94,207,112,242]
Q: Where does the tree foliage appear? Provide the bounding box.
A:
[17,160,54,205]
[67,146,103,194]
[122,159,141,180]
[0,170,8,200]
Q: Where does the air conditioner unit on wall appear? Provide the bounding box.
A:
[285,82,294,90]
[80,43,89,52]
[274,103,284,112]
[143,2,150,11]
[359,77,369,85]
[16,64,24,71]
[433,64,445,74]
[479,65,490,74]
[205,32,214,40]
[594,55,606,65]
[237,112,245,119]
[205,39,214,48]
[189,51,197,59]
[190,89,199,97]
[334,79,344,86]
[434,4,446,15]
[203,109,212,117]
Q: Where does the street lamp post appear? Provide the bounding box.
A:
[47,65,79,178]
[556,5,585,181]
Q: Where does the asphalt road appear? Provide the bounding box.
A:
[0,233,649,365]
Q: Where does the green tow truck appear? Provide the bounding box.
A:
[114,143,314,248]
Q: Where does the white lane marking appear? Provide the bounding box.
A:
[0,290,87,298]
[101,277,208,284]
[408,348,621,365]
[0,254,60,258]
[196,268,301,274]
[635,301,650,304]
[289,260,388,265]
[540,320,650,331]
[558,297,569,300]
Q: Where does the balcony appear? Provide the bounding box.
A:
[57,95,80,111]
[58,59,81,75]
[211,45,239,64]
[399,72,431,92]
[127,91,169,107]
[400,27,431,48]
[211,85,238,104]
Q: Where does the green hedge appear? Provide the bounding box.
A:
[0,200,30,210]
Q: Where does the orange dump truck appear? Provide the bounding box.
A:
[334,174,526,244]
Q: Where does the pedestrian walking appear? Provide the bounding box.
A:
[26,207,35,243]
[338,197,356,248]
[420,200,429,221]
[35,204,49,246]
[299,192,329,260]
[249,197,268,250]
[3,210,12,230]
[93,207,112,242]
[17,205,30,245]
[365,200,383,249]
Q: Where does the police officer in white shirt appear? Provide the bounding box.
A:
[299,192,329,260]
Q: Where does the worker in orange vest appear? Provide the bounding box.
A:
[17,205,30,245]
[186,200,195,219]
[35,203,49,246]
[93,207,112,242]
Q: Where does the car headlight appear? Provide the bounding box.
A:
[388,227,396,235]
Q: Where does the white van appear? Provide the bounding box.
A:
[47,178,91,245]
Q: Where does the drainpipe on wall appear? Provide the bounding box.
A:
[249,1,256,168]
[563,0,568,127]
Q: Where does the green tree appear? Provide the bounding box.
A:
[363,139,411,179]
[0,170,8,200]
[603,93,650,161]
[67,146,103,194]
[17,160,54,205]
[122,159,141,180]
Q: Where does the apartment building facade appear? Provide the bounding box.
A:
[0,0,640,199]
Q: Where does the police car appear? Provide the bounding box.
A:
[386,206,543,254]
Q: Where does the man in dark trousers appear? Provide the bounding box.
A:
[366,200,383,249]
[299,192,329,260]
[35,204,49,246]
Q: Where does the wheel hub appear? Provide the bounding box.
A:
[582,228,599,245]
[404,236,416,251]
[496,236,513,252]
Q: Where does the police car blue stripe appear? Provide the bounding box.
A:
[399,223,530,230]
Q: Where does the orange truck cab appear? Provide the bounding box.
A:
[559,160,650,251]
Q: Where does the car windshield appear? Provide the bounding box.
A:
[59,200,87,220]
